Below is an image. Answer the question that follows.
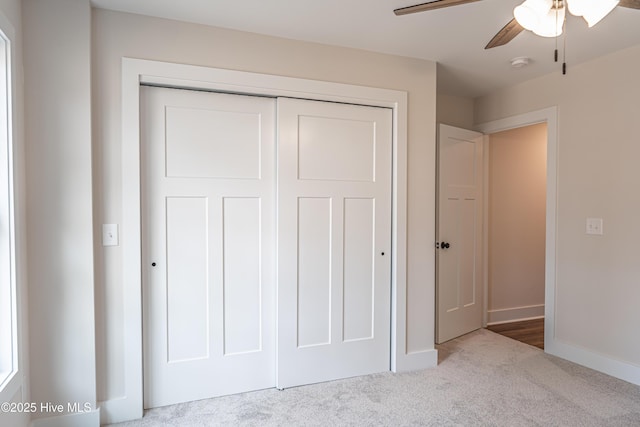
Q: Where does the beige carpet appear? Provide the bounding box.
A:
[109,329,640,426]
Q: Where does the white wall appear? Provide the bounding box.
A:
[92,9,438,421]
[487,124,546,324]
[23,0,98,425]
[476,44,640,379]
[10,0,640,423]
[0,0,27,425]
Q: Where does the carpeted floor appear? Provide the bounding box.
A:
[109,329,640,426]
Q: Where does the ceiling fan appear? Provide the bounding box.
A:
[394,0,640,49]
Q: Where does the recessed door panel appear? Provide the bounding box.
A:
[297,197,332,348]
[166,197,209,363]
[222,197,262,356]
[165,106,261,179]
[298,116,375,182]
[343,198,375,342]
[460,198,478,308]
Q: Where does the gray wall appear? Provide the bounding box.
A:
[92,8,438,421]
[23,0,97,423]
[476,44,640,370]
[4,0,640,425]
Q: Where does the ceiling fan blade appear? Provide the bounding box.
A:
[485,18,524,49]
[619,0,640,9]
[394,0,482,16]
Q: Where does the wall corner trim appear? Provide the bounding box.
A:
[395,349,438,372]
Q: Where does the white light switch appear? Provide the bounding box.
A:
[102,224,119,246]
[586,218,603,235]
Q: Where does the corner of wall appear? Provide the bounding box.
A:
[436,93,475,130]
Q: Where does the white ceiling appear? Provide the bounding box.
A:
[90,0,640,98]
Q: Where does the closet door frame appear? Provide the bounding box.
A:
[116,58,417,423]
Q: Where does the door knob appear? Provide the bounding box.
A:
[440,242,450,249]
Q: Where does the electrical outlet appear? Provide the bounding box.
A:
[102,224,119,246]
[586,218,603,235]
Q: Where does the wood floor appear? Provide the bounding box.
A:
[487,318,544,349]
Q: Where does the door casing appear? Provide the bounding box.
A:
[475,108,558,348]
[114,58,426,423]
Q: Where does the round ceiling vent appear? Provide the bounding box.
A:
[510,56,531,68]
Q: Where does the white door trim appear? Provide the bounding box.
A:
[107,57,412,424]
[475,107,558,352]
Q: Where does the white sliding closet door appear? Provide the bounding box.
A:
[141,87,393,406]
[141,86,276,408]
[276,98,393,389]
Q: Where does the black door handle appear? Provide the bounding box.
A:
[440,242,450,249]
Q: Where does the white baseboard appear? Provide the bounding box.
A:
[0,406,29,427]
[30,408,99,427]
[99,396,143,425]
[98,348,439,423]
[547,338,640,386]
[394,349,438,372]
[487,304,544,325]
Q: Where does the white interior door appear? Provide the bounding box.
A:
[141,86,276,408]
[276,98,392,389]
[437,124,484,344]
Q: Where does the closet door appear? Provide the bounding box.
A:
[277,98,393,388]
[141,86,276,408]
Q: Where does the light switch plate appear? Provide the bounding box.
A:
[586,218,603,235]
[102,224,119,246]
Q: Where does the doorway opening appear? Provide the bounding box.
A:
[476,107,558,354]
[436,107,557,351]
[484,123,547,350]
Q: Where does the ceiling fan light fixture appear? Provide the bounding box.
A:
[566,0,619,27]
[514,0,553,31]
[515,0,565,37]
[532,6,565,37]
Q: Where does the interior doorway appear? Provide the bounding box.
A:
[475,107,558,354]
[436,108,557,349]
[484,123,547,349]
